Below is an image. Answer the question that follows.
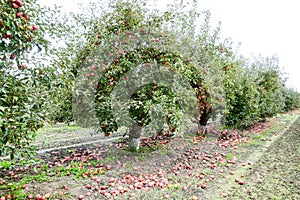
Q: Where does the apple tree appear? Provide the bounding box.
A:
[56,0,229,151]
[0,0,60,158]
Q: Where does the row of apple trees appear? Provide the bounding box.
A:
[1,0,299,157]
[40,0,299,150]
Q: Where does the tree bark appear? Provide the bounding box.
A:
[128,123,142,152]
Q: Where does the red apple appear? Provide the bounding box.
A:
[15,0,23,7]
[23,14,29,20]
[12,3,19,9]
[10,54,16,59]
[18,64,26,70]
[32,25,38,30]
[86,184,92,189]
[91,65,97,70]
[100,186,106,190]
[5,195,12,200]
[16,12,23,18]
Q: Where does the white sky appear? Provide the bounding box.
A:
[198,0,300,92]
[40,0,300,92]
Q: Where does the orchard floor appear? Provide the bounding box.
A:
[0,111,299,200]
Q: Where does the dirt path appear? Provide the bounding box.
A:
[223,115,300,200]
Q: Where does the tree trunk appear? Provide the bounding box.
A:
[128,124,142,152]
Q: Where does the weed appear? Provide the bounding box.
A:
[224,153,234,160]
[0,161,15,170]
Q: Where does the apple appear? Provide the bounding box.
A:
[16,12,23,18]
[32,25,38,30]
[100,186,106,190]
[10,54,16,60]
[35,194,42,200]
[5,195,12,200]
[23,14,29,20]
[29,25,38,31]
[78,194,84,200]
[86,184,92,189]
[198,174,204,179]
[12,3,19,9]
[15,0,23,7]
[91,65,97,70]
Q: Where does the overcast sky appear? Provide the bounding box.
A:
[40,0,300,91]
[198,0,300,92]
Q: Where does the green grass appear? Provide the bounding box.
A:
[251,134,265,140]
[0,160,15,169]
[224,153,234,160]
[37,125,84,134]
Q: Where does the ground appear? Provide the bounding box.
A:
[0,111,299,200]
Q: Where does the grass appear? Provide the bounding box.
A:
[36,125,84,135]
[0,161,15,170]
[224,153,234,160]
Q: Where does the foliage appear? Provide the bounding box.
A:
[45,0,300,133]
[0,0,60,158]
[282,88,300,111]
[0,71,43,159]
